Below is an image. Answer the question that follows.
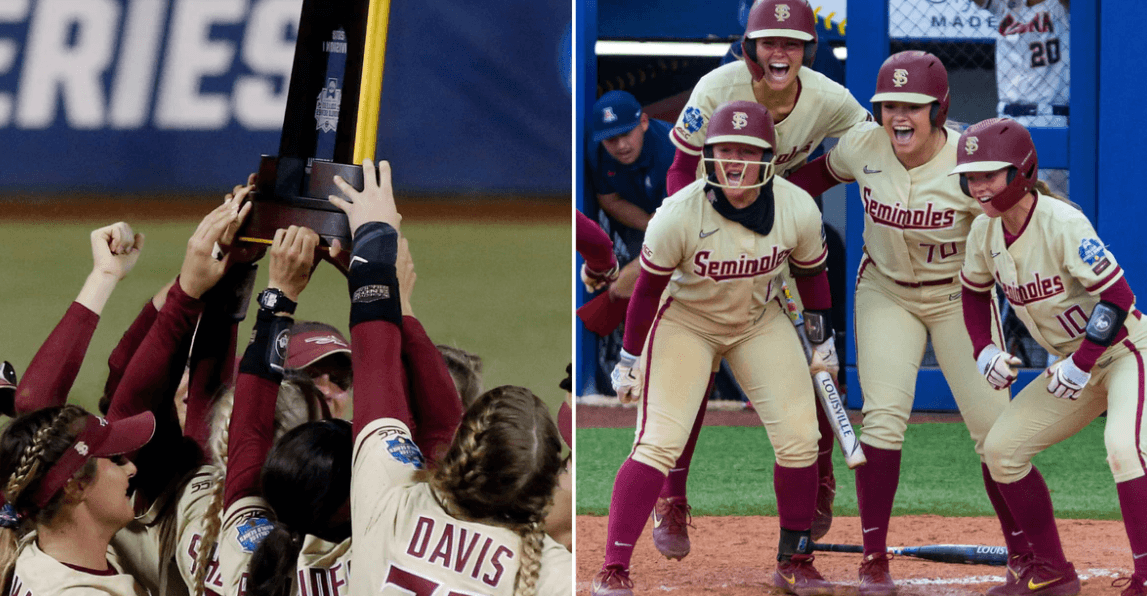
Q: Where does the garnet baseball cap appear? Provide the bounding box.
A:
[31,412,156,508]
[286,322,351,370]
[592,91,643,144]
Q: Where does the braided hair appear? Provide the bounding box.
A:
[0,406,97,592]
[429,386,563,596]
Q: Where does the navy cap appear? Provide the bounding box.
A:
[592,91,643,144]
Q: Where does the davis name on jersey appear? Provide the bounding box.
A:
[693,247,794,281]
[862,188,957,230]
[405,516,516,588]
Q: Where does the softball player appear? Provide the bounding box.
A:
[786,51,1025,595]
[0,406,157,596]
[656,0,870,558]
[956,118,1147,596]
[592,100,838,596]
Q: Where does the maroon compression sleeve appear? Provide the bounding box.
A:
[1072,276,1136,371]
[621,269,672,355]
[352,320,411,440]
[794,269,832,311]
[576,210,617,273]
[962,286,996,360]
[666,149,700,196]
[107,280,203,422]
[401,316,464,464]
[184,306,239,452]
[224,373,279,508]
[103,300,159,404]
[785,155,841,198]
[15,302,99,415]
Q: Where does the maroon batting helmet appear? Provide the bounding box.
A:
[951,118,1039,217]
[703,101,778,189]
[871,51,950,127]
[741,0,819,81]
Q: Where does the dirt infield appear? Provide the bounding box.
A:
[576,404,1133,595]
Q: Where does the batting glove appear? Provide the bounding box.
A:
[1046,356,1090,400]
[809,338,839,378]
[580,262,619,293]
[610,349,642,404]
[977,345,1022,390]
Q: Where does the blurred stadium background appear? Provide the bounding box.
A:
[0,0,573,418]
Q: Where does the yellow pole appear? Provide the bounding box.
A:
[354,0,390,164]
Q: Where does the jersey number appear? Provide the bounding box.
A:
[920,242,958,263]
[1030,38,1061,68]
[381,565,474,596]
[1055,305,1088,338]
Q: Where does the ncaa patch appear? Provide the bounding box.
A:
[681,106,705,135]
[1078,238,1106,265]
[236,517,273,553]
[387,436,425,468]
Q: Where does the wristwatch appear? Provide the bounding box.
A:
[256,288,297,315]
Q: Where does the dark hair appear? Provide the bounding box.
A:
[430,386,563,596]
[0,406,97,592]
[246,419,353,596]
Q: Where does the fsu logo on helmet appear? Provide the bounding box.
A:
[775,4,791,21]
[732,111,749,130]
[965,136,979,155]
[892,68,909,88]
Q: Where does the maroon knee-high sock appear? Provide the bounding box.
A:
[660,373,715,500]
[1117,475,1147,577]
[982,463,1033,557]
[775,462,819,530]
[816,398,835,479]
[855,445,901,555]
[604,458,668,570]
[994,467,1068,567]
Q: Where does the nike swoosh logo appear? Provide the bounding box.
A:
[1134,552,1147,559]
[863,166,882,174]
[652,512,664,528]
[990,251,1001,258]
[352,255,369,264]
[699,229,719,238]
[779,573,796,584]
[949,293,961,301]
[614,542,634,547]
[1029,577,1062,590]
[863,527,880,533]
[1011,530,1024,536]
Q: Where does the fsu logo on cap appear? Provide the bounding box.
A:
[775,4,790,21]
[74,441,89,456]
[602,107,617,123]
[964,136,979,155]
[892,69,909,87]
[732,111,749,130]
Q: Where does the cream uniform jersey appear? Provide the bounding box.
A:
[110,465,219,596]
[827,122,980,284]
[961,194,1135,358]
[9,540,149,596]
[640,177,828,328]
[671,62,869,177]
[981,0,1069,108]
[350,418,572,596]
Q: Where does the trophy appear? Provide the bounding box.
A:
[238,0,391,247]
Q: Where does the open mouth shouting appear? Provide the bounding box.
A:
[893,125,915,144]
[767,62,791,83]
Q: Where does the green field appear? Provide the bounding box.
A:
[576,419,1120,520]
[0,217,571,421]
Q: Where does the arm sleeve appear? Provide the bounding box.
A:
[785,155,842,198]
[666,149,701,196]
[401,316,464,465]
[106,280,202,422]
[224,372,280,509]
[575,209,617,273]
[352,320,409,440]
[102,299,159,405]
[14,302,99,415]
[1071,276,1136,372]
[962,286,996,360]
[794,270,832,312]
[621,269,672,355]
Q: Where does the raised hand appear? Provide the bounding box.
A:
[90,222,145,281]
[267,226,320,302]
[179,193,252,299]
[327,159,401,235]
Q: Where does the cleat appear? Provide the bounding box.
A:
[1112,574,1147,596]
[774,553,835,596]
[651,497,692,560]
[591,566,634,596]
[989,559,1079,596]
[858,552,896,596]
[987,552,1035,596]
[810,472,836,541]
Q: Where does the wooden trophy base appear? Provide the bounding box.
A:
[238,156,364,247]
